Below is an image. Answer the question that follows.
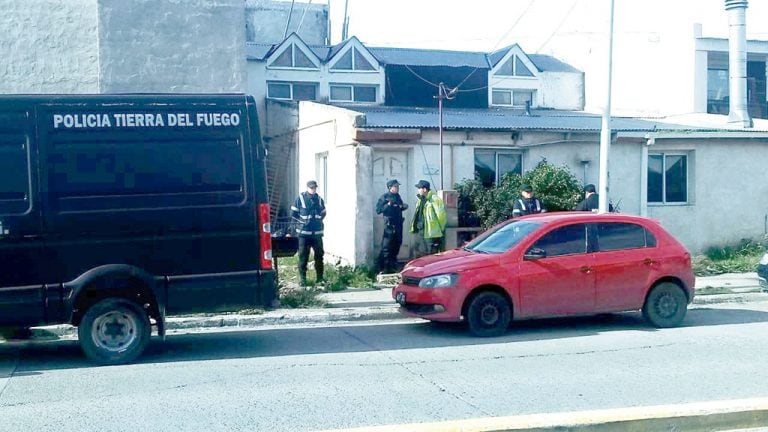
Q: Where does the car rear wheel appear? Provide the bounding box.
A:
[466,291,511,337]
[78,298,151,365]
[642,282,687,328]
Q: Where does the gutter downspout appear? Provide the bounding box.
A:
[725,0,753,128]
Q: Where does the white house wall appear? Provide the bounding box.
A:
[646,138,768,253]
[0,0,100,93]
[298,102,373,266]
[538,71,585,111]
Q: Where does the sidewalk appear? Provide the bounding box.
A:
[17,272,768,340]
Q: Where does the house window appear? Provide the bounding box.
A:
[329,84,377,102]
[706,52,768,119]
[331,47,376,71]
[648,153,688,204]
[268,43,317,69]
[492,89,534,107]
[267,81,318,101]
[495,54,535,77]
[474,149,522,187]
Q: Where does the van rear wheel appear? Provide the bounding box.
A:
[78,298,150,365]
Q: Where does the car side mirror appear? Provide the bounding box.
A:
[524,247,546,260]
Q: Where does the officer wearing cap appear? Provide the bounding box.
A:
[291,180,327,286]
[410,180,447,256]
[375,179,409,273]
[511,184,545,218]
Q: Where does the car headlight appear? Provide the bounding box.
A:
[418,273,458,288]
[760,253,768,266]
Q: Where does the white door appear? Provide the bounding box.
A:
[372,151,411,262]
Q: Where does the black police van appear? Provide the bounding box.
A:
[0,94,276,364]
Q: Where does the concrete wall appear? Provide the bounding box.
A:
[98,0,246,93]
[0,0,100,93]
[298,102,372,266]
[245,0,328,45]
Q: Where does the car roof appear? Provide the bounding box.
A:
[516,211,659,226]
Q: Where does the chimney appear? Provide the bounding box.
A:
[724,0,753,128]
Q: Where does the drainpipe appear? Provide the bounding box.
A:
[725,0,753,128]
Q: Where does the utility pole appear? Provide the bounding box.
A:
[435,82,456,191]
[598,0,615,213]
[341,0,350,41]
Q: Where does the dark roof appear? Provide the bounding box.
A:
[529,55,581,73]
[368,47,489,68]
[347,106,717,132]
[247,38,579,72]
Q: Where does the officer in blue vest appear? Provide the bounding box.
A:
[291,180,327,286]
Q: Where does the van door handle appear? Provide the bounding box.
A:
[580,266,592,273]
[643,258,658,265]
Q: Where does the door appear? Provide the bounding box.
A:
[0,112,47,325]
[592,222,660,311]
[372,150,410,262]
[518,223,596,318]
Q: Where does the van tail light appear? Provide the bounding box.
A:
[258,203,273,270]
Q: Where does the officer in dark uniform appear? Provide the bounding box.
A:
[291,180,327,286]
[511,184,545,217]
[376,179,408,274]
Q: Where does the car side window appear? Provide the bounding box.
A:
[529,224,587,257]
[595,222,651,251]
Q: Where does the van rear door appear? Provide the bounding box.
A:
[0,109,47,326]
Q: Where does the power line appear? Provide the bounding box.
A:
[403,64,440,88]
[537,0,580,52]
[296,0,314,35]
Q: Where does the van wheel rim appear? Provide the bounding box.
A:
[656,294,678,318]
[480,303,500,326]
[92,311,138,353]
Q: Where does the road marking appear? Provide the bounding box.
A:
[317,397,768,432]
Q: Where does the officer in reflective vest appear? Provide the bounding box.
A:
[291,180,327,286]
[512,184,545,218]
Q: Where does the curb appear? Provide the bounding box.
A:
[316,397,768,432]
[24,305,403,341]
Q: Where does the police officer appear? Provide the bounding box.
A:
[291,180,327,286]
[575,184,599,211]
[376,179,408,274]
[512,184,545,217]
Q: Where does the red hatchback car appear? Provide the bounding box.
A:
[393,213,695,337]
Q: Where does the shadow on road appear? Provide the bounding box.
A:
[1,306,767,371]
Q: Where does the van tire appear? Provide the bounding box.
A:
[78,298,151,365]
[467,291,511,337]
[642,282,687,328]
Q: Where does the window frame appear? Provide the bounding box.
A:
[267,43,319,70]
[494,54,536,78]
[328,83,378,103]
[474,149,523,187]
[266,81,319,101]
[647,152,689,205]
[330,47,378,72]
[491,88,535,107]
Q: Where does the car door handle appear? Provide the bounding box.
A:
[580,266,592,273]
[643,258,658,265]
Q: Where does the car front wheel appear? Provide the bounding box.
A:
[466,291,511,337]
[643,282,688,328]
[78,298,151,365]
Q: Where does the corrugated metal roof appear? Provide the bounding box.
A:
[529,55,581,73]
[368,47,490,68]
[246,43,274,60]
[347,106,755,132]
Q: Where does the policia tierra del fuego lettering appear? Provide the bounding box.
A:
[52,112,241,129]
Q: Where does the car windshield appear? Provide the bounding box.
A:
[464,220,541,254]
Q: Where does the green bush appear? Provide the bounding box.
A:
[456,160,582,229]
[692,237,767,276]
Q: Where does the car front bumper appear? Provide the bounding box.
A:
[392,284,462,321]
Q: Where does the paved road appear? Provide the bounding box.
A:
[2,301,768,432]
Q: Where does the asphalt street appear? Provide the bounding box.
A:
[2,300,768,432]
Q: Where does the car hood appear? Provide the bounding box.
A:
[402,248,498,276]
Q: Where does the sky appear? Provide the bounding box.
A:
[323,0,768,53]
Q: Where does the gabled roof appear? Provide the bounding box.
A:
[368,47,489,68]
[529,55,581,73]
[345,105,768,133]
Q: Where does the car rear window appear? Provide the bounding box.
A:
[595,222,655,251]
